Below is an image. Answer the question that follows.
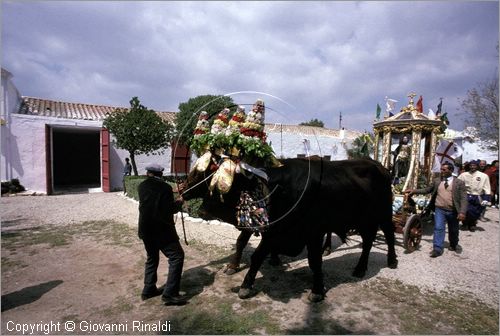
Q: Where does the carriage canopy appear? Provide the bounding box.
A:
[373,93,445,192]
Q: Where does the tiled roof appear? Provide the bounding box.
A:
[18,96,177,123]
[17,97,359,138]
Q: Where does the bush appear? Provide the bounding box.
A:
[124,175,146,201]
[1,179,26,195]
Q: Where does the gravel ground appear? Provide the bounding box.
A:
[1,191,498,307]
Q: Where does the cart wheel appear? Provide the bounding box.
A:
[403,214,423,252]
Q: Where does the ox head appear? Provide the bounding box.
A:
[181,153,262,225]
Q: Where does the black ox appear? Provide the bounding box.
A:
[182,157,398,302]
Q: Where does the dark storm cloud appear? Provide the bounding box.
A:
[2,1,498,131]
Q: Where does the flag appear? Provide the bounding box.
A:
[440,112,449,125]
[427,108,435,119]
[385,97,398,113]
[376,103,381,119]
[416,95,423,113]
[436,100,442,115]
[432,139,463,175]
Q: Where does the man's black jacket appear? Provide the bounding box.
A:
[138,176,182,244]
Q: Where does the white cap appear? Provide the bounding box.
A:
[145,163,164,172]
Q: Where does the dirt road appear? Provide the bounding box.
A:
[1,192,498,334]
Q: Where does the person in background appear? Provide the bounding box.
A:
[485,160,498,208]
[123,158,132,193]
[405,162,467,257]
[463,161,471,172]
[138,163,187,306]
[477,159,490,220]
[479,160,488,173]
[458,160,491,232]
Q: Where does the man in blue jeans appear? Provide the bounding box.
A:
[138,163,187,305]
[405,162,468,257]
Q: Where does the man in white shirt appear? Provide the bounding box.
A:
[458,160,491,232]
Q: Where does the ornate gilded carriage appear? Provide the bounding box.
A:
[373,93,446,251]
[374,93,444,191]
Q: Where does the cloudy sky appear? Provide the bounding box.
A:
[2,1,498,131]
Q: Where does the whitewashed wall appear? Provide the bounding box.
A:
[266,131,350,160]
[461,140,498,164]
[1,114,101,192]
[1,113,172,193]
[110,140,172,190]
[1,69,22,182]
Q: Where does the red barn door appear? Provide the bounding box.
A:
[101,128,110,192]
[171,142,190,175]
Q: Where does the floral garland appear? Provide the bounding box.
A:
[190,102,276,166]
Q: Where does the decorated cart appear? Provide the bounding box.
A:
[373,93,446,252]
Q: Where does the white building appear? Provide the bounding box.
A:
[442,128,498,164]
[1,69,176,194]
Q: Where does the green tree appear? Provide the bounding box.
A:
[347,133,374,159]
[175,94,235,146]
[103,97,175,175]
[299,118,324,127]
[460,75,499,149]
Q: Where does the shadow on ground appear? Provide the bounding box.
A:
[1,280,63,312]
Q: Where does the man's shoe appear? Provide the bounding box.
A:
[469,226,476,232]
[162,295,188,306]
[460,225,468,231]
[430,250,442,258]
[448,245,456,251]
[141,288,162,301]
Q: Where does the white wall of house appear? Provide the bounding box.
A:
[461,140,498,163]
[1,113,172,194]
[2,114,51,192]
[1,68,22,182]
[266,131,350,160]
[1,69,21,118]
[111,142,172,190]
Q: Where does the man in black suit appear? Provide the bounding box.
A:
[138,163,186,305]
[405,162,468,257]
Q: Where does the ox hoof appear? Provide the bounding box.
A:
[388,258,398,269]
[308,292,325,303]
[238,287,253,299]
[322,248,331,257]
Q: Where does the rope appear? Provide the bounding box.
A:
[177,214,251,242]
[179,170,216,197]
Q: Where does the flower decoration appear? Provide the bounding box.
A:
[225,105,246,136]
[190,100,277,167]
[210,108,230,135]
[240,99,266,141]
[193,111,209,137]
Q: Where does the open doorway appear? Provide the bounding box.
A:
[52,128,100,192]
